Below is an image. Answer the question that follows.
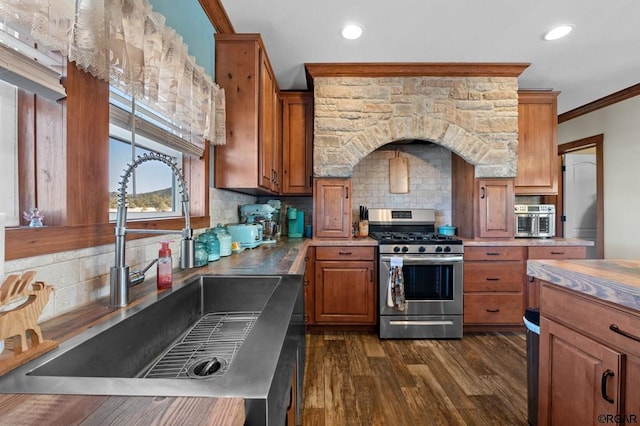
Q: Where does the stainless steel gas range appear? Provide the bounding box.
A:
[368,208,463,339]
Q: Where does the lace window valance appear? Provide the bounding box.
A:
[0,0,225,149]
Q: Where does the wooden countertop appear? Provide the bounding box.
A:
[463,237,594,247]
[0,237,311,425]
[527,259,640,312]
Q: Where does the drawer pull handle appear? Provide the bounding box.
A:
[610,324,640,342]
[550,251,565,255]
[486,252,500,256]
[338,251,353,256]
[601,369,615,404]
[486,308,500,313]
[486,277,500,281]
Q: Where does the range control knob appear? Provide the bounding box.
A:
[401,246,409,253]
[435,246,443,253]
[393,246,401,253]
[418,246,426,253]
[444,246,451,253]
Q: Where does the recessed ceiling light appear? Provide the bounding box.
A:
[341,23,363,40]
[543,24,574,41]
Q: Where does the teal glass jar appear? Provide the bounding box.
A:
[194,240,208,267]
[203,230,220,261]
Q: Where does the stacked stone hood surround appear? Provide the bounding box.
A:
[308,64,529,178]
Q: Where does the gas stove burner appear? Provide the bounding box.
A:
[370,231,461,244]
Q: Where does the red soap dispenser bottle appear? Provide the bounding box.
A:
[157,241,173,290]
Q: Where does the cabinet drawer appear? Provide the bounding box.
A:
[315,246,374,261]
[464,246,526,261]
[464,294,524,324]
[541,283,640,357]
[464,262,524,292]
[528,246,587,259]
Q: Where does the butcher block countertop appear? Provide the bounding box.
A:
[463,237,594,247]
[0,237,311,426]
[527,259,640,312]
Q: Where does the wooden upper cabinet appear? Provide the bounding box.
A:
[214,34,280,195]
[477,178,514,238]
[281,92,313,195]
[313,178,352,238]
[452,155,514,239]
[258,54,280,193]
[515,90,560,195]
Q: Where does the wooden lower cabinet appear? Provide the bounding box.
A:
[313,246,376,325]
[463,246,525,327]
[286,363,297,425]
[303,247,315,325]
[526,246,587,308]
[539,283,640,425]
[539,317,621,425]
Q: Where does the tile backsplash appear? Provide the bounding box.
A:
[351,144,452,226]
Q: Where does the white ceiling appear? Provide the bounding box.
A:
[221,0,640,114]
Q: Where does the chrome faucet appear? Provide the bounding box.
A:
[109,152,195,307]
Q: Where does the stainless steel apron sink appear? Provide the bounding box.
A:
[0,274,305,426]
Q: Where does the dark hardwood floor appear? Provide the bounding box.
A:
[302,331,528,425]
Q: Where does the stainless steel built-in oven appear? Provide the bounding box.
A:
[378,249,463,339]
[368,208,464,339]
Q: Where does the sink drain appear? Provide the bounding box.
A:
[187,357,227,378]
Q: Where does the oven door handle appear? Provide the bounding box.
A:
[380,255,463,264]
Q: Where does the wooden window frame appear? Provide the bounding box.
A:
[6,61,210,261]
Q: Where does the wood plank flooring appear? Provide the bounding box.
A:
[302,331,528,425]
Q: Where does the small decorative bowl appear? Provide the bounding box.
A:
[438,225,456,236]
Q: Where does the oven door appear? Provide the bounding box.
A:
[379,254,463,317]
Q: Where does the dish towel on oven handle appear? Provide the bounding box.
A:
[387,258,406,311]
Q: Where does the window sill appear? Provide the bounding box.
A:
[5,216,210,261]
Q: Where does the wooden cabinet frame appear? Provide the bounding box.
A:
[7,61,209,261]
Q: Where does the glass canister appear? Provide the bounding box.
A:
[194,240,209,267]
[203,230,220,261]
[213,223,232,257]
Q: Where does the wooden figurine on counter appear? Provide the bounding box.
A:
[0,271,58,375]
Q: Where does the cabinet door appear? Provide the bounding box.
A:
[281,92,313,195]
[315,261,375,324]
[303,248,315,325]
[477,179,514,238]
[214,35,260,191]
[624,354,640,422]
[538,317,622,425]
[313,178,352,238]
[259,53,279,192]
[515,91,559,195]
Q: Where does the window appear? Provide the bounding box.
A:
[108,131,183,221]
[0,80,18,226]
[108,88,187,221]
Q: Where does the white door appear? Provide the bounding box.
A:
[563,152,598,258]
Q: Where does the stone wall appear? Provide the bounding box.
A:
[313,76,519,177]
